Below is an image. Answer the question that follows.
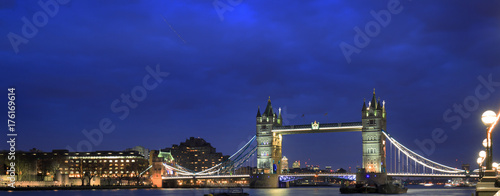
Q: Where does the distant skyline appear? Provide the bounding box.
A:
[2,1,500,170]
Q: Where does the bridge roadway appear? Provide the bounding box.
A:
[272,122,362,135]
[162,173,479,180]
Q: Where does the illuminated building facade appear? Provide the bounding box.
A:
[361,89,387,173]
[255,97,283,174]
[0,150,149,181]
[59,150,149,178]
[167,137,228,172]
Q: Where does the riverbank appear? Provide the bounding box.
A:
[0,185,154,191]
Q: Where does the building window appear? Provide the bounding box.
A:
[369,120,376,125]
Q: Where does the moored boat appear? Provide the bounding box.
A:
[204,187,249,196]
[377,181,408,194]
[339,183,378,194]
[340,180,407,194]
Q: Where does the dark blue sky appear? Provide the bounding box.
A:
[2,0,500,170]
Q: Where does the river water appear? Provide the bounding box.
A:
[3,186,476,196]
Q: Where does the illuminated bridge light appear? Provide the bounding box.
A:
[162,130,471,180]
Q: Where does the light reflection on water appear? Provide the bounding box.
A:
[3,186,475,196]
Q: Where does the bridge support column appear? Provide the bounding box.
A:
[279,181,289,188]
[162,179,178,188]
[356,172,387,185]
[152,176,163,188]
[249,174,280,188]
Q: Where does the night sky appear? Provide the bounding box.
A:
[2,0,500,171]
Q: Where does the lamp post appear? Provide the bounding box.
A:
[478,157,484,178]
[482,110,497,170]
[479,150,486,178]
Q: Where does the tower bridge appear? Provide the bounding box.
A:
[254,90,387,177]
[159,90,470,188]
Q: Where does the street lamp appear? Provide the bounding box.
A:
[480,150,487,158]
[478,157,485,178]
[482,110,497,170]
[478,157,484,165]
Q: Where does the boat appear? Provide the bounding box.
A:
[423,183,434,187]
[377,181,408,194]
[340,169,407,194]
[339,183,378,194]
[204,187,249,196]
[447,178,475,187]
[340,180,407,194]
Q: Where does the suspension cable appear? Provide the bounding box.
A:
[383,130,464,173]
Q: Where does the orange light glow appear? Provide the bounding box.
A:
[488,109,500,135]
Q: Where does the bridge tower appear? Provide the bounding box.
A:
[361,89,387,173]
[256,97,283,174]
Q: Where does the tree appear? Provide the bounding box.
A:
[83,171,96,186]
[37,156,63,181]
[75,159,86,186]
[49,156,65,181]
[16,154,36,181]
[79,159,103,186]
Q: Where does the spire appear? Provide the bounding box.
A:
[382,100,386,112]
[370,88,377,109]
[278,107,282,119]
[256,106,261,117]
[377,97,382,110]
[362,98,367,111]
[264,96,273,116]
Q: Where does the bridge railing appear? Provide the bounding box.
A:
[273,122,362,130]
